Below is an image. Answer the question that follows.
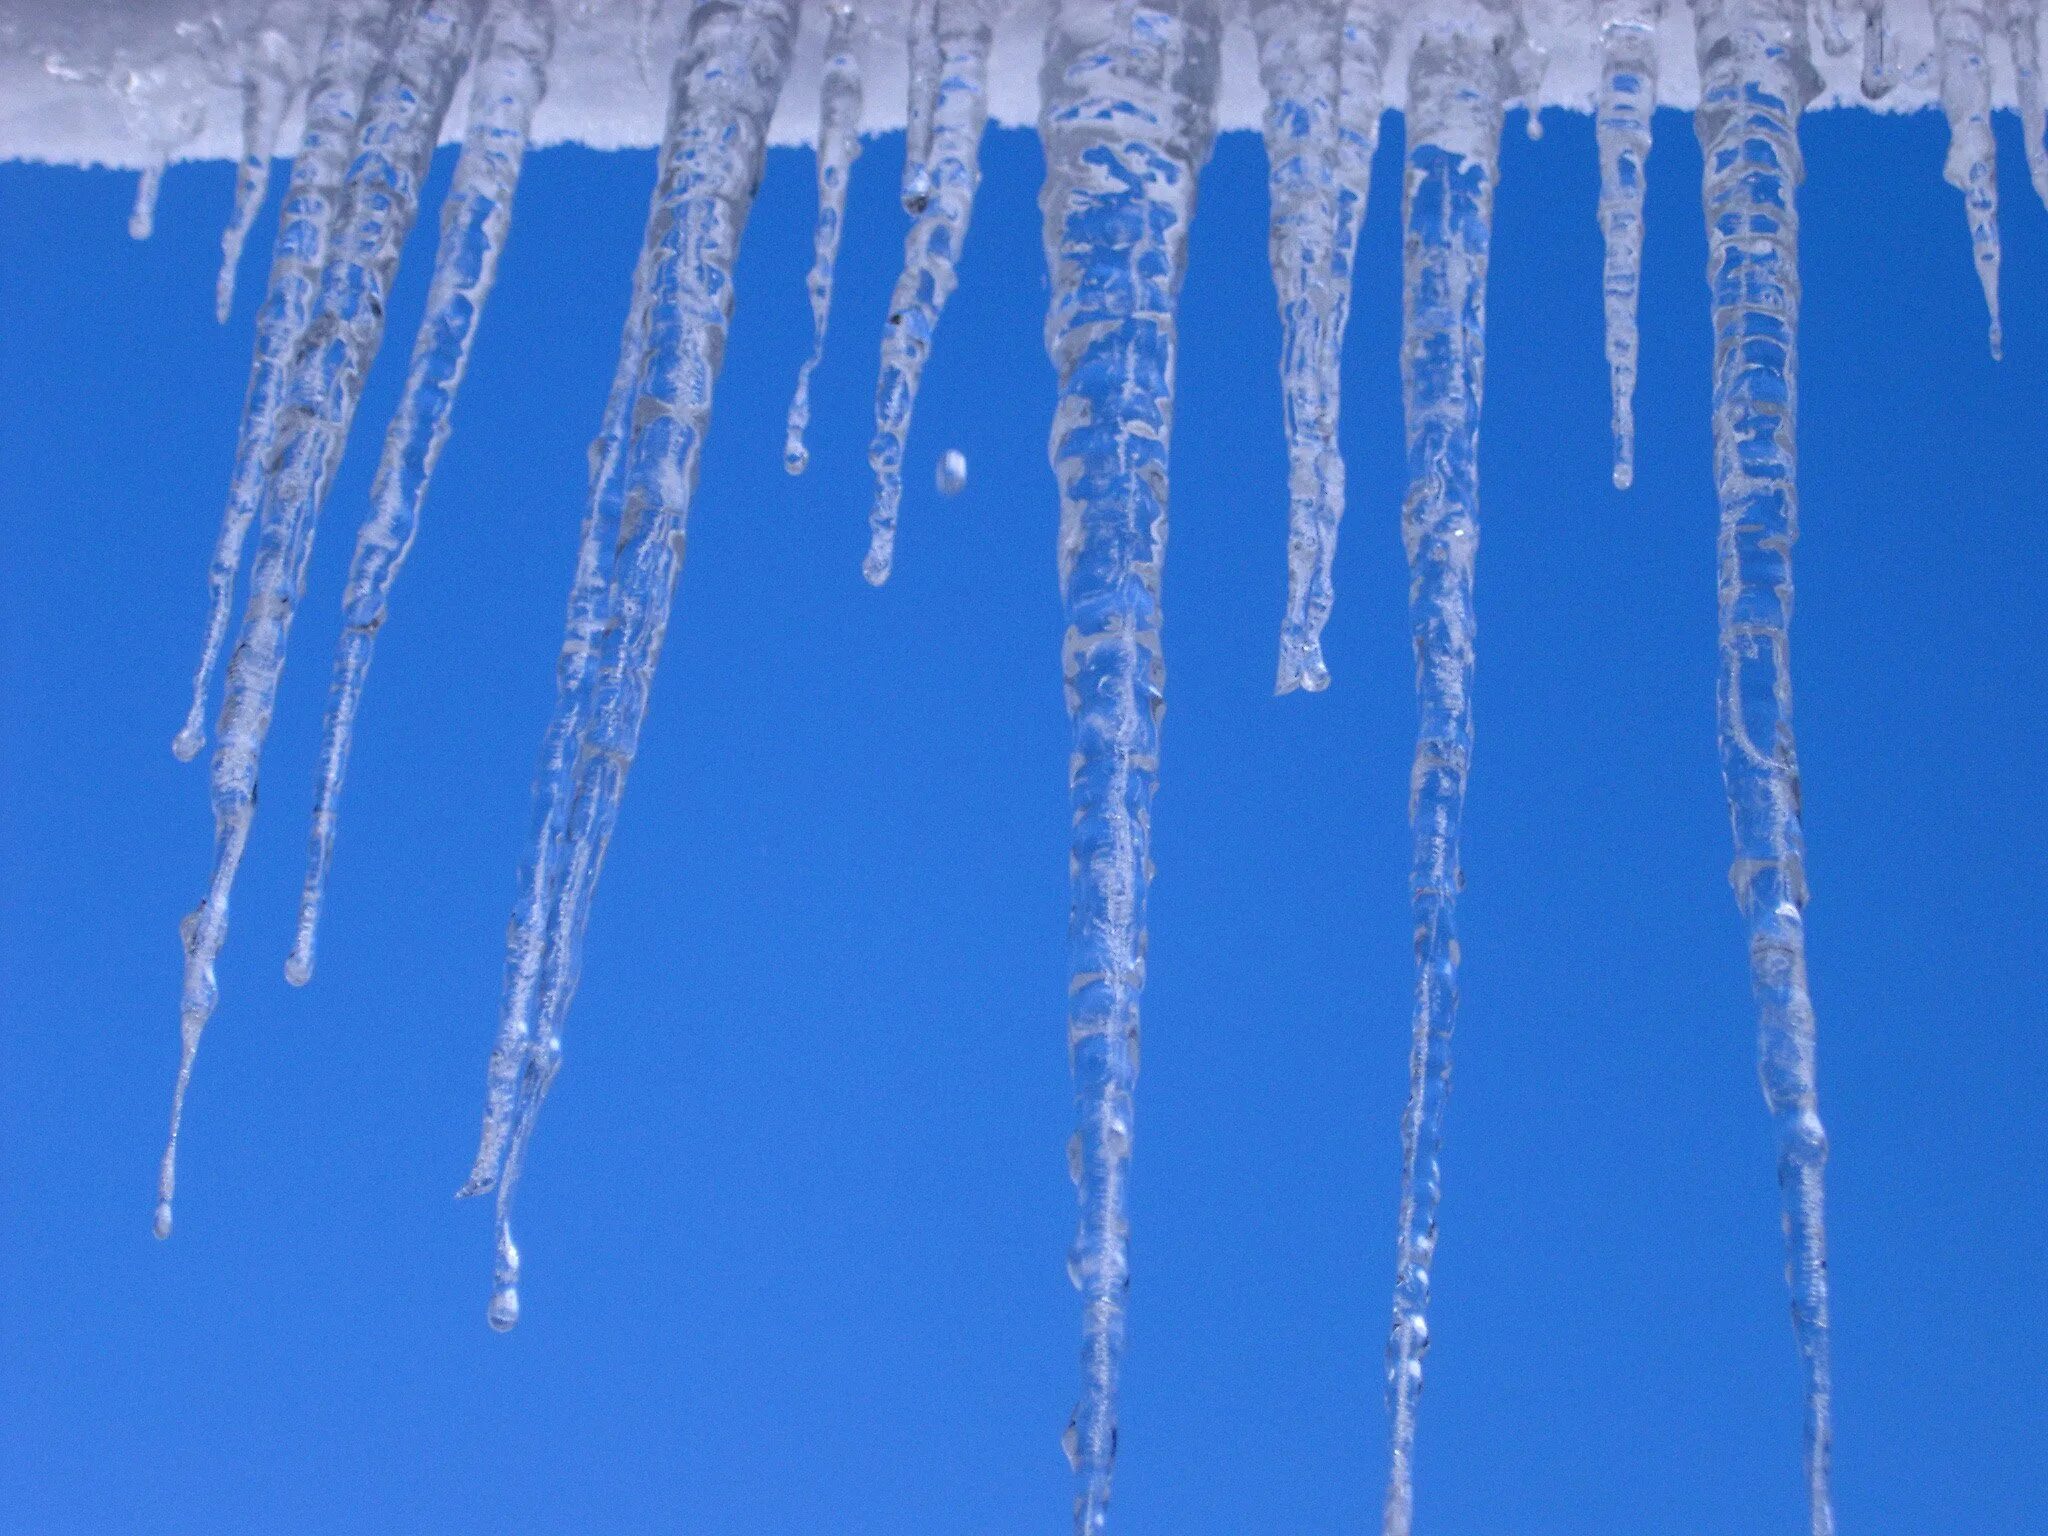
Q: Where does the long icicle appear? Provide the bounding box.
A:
[1693,3,1835,1532]
[1251,0,1343,695]
[175,0,393,765]
[1275,0,1392,694]
[785,3,865,475]
[216,8,308,324]
[863,0,996,585]
[1933,0,2004,357]
[1999,0,2048,210]
[1594,0,1660,490]
[157,0,484,1242]
[463,0,801,1332]
[1381,6,1520,1533]
[1038,0,1221,1528]
[290,0,558,988]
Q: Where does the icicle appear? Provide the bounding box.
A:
[1038,0,1221,1527]
[785,3,865,476]
[459,0,801,1331]
[2000,0,2048,209]
[113,55,209,241]
[174,1,392,765]
[290,0,557,989]
[1595,0,1660,490]
[131,161,167,239]
[1251,0,1343,695]
[863,0,995,585]
[1380,5,1521,1533]
[216,7,310,323]
[157,0,484,1243]
[1860,1,1906,97]
[1692,3,1834,1533]
[903,0,942,209]
[1934,0,2004,357]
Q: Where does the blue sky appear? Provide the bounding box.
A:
[1,100,2044,1534]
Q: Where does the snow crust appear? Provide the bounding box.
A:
[0,0,2002,171]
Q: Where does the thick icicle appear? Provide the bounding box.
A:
[1251,0,1343,694]
[903,0,942,209]
[1380,6,1519,1533]
[1594,0,1659,490]
[461,0,801,1331]
[157,0,483,1242]
[290,0,557,988]
[784,3,865,475]
[217,7,309,323]
[1692,3,1835,1533]
[2000,0,2048,209]
[1037,0,1220,1527]
[863,0,995,585]
[1933,0,2003,357]
[174,1,392,765]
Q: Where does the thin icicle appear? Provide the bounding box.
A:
[863,0,995,585]
[1251,0,1343,695]
[1934,0,2003,357]
[1381,6,1521,1533]
[1999,0,2048,209]
[1595,0,1660,490]
[217,7,310,323]
[461,0,801,1332]
[903,0,942,209]
[785,3,865,476]
[114,56,208,241]
[290,0,556,988]
[1692,3,1834,1533]
[158,0,483,1243]
[175,1,392,765]
[1038,1,1221,1528]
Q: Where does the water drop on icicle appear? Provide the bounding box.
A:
[1251,0,1342,695]
[2001,0,2048,210]
[864,0,994,586]
[1039,0,1221,1527]
[1594,0,1660,490]
[1381,6,1520,1533]
[1692,4,1836,1533]
[290,0,556,989]
[217,9,310,324]
[1934,0,2004,358]
[175,0,392,766]
[460,0,802,1325]
[936,448,967,494]
[159,0,484,1239]
[785,3,865,477]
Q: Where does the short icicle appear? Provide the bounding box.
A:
[1999,0,2048,209]
[1692,3,1836,1532]
[1932,0,2004,357]
[175,0,393,765]
[902,0,942,209]
[461,0,802,1332]
[1037,0,1221,1527]
[785,3,865,476]
[863,0,996,585]
[1380,5,1522,1533]
[290,0,557,988]
[1250,0,1343,695]
[1594,0,1660,490]
[157,0,484,1242]
[217,6,310,324]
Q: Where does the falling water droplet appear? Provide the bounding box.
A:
[935,448,967,494]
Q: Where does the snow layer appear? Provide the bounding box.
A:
[0,0,2007,170]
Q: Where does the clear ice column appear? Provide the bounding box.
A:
[290,0,558,986]
[1933,0,2004,356]
[462,0,802,1332]
[1692,3,1835,1534]
[1595,0,1660,489]
[1381,6,1520,1533]
[785,3,866,475]
[1037,0,1220,1529]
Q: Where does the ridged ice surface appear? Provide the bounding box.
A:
[864,0,994,584]
[2005,0,2048,208]
[1038,0,1219,1528]
[1694,2,1835,1532]
[1934,0,2004,354]
[459,0,800,1333]
[784,2,864,474]
[1595,0,1659,488]
[291,0,555,986]
[1381,6,1521,1534]
[157,0,483,1242]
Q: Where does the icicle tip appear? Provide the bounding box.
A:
[487,1283,520,1331]
[152,1199,174,1240]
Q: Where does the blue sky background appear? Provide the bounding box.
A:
[1,98,2043,1535]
